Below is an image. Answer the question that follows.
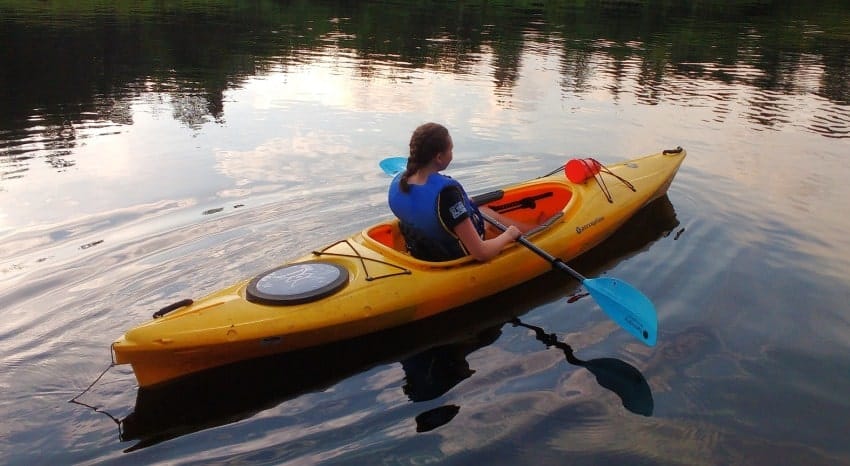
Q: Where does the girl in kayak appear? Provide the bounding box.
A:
[388,122,537,262]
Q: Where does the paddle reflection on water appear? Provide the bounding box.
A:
[510,318,653,416]
[118,195,678,450]
[406,315,654,431]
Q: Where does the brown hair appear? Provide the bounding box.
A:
[399,122,451,193]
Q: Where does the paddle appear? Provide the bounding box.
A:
[379,156,407,176]
[482,213,657,346]
[378,156,658,346]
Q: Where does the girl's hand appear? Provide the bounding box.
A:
[505,225,522,241]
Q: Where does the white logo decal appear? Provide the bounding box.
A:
[449,202,467,219]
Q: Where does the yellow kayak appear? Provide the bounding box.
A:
[113,148,686,387]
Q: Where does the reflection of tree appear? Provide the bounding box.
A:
[818,38,850,105]
[559,45,595,97]
[2,0,850,173]
[42,122,77,171]
[170,94,218,129]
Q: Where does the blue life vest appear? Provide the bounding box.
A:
[388,173,485,261]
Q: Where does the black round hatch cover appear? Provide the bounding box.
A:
[246,261,349,305]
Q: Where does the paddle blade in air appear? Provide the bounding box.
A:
[584,277,657,346]
[380,157,407,176]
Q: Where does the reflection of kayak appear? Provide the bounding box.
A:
[121,310,503,449]
[119,195,677,449]
[112,148,686,387]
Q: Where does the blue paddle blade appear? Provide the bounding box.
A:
[584,277,657,346]
[379,156,407,176]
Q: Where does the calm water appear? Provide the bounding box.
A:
[2,1,850,464]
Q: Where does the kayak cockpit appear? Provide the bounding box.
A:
[364,181,574,259]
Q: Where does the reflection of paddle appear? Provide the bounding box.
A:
[415,405,461,432]
[379,156,658,346]
[511,318,653,416]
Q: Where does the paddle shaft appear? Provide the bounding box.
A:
[480,213,587,283]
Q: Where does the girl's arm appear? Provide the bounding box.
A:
[454,217,521,262]
[479,206,539,233]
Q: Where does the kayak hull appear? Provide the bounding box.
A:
[113,148,686,387]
